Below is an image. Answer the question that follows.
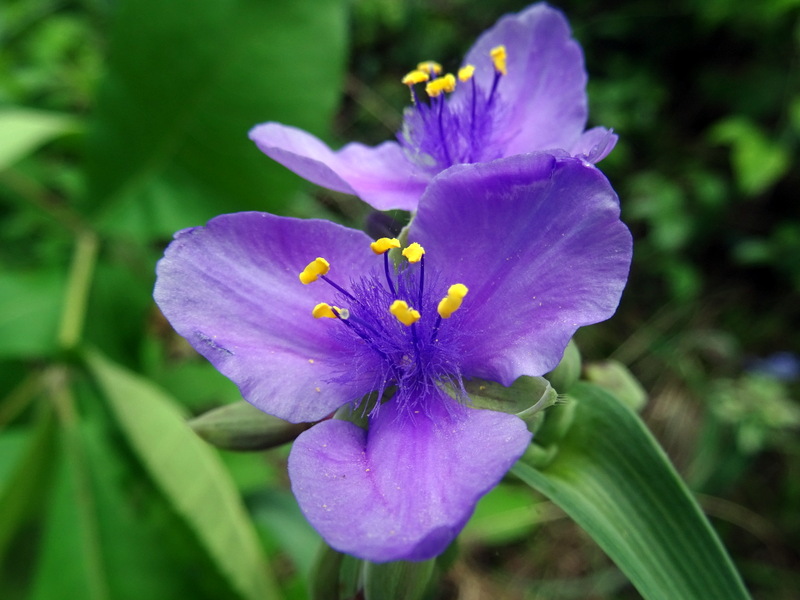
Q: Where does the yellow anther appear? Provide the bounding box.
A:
[370,237,401,255]
[312,303,339,319]
[416,61,443,76]
[458,64,475,82]
[490,45,507,76]
[437,283,469,319]
[402,70,430,86]
[390,300,421,327]
[299,257,330,284]
[402,243,425,263]
[425,73,456,98]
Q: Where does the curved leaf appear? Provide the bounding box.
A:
[85,349,281,600]
[0,108,80,171]
[513,382,750,600]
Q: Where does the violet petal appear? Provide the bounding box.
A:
[154,212,379,423]
[288,395,531,562]
[249,123,429,211]
[462,4,589,155]
[410,153,633,385]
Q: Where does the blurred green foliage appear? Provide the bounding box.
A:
[1,0,798,598]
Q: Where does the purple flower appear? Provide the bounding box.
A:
[249,3,617,212]
[154,153,631,562]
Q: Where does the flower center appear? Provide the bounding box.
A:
[398,46,508,170]
[299,238,470,413]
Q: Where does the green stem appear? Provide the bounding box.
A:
[48,366,110,600]
[58,230,100,351]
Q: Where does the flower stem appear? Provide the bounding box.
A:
[58,229,99,351]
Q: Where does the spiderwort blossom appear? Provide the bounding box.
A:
[154,153,632,562]
[249,3,617,212]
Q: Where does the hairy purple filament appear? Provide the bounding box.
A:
[316,255,466,416]
[399,70,505,171]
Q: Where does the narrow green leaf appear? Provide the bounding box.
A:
[85,349,282,600]
[0,108,80,171]
[461,483,544,546]
[513,382,750,600]
[30,438,107,600]
[0,405,57,566]
[85,0,348,240]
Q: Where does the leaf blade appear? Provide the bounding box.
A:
[513,382,750,600]
[85,349,282,600]
[85,0,348,240]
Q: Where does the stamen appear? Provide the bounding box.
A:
[299,257,330,284]
[458,64,475,82]
[488,46,506,103]
[370,238,401,255]
[402,70,430,86]
[402,243,425,263]
[490,45,507,76]
[425,73,456,98]
[435,91,454,165]
[437,283,468,319]
[389,300,421,326]
[320,275,357,302]
[312,303,339,319]
[417,61,443,76]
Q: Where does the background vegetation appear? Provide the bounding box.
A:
[1,0,797,598]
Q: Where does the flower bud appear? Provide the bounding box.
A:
[584,359,647,412]
[465,375,558,435]
[189,401,309,451]
[544,339,582,393]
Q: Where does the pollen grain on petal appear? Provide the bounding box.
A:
[299,257,330,284]
[389,300,421,326]
[370,237,401,255]
[437,283,469,319]
[490,45,507,75]
[402,242,425,263]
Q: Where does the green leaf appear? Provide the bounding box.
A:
[85,0,348,240]
[0,406,57,567]
[0,108,80,171]
[583,359,647,411]
[709,117,790,196]
[30,430,110,600]
[85,349,282,600]
[460,483,544,546]
[513,382,750,600]
[0,269,67,358]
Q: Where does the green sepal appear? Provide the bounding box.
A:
[584,359,648,411]
[333,391,384,430]
[189,401,310,451]
[465,375,558,431]
[543,339,582,393]
[309,543,362,600]
[362,559,435,600]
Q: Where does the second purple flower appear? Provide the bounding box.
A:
[249,3,617,212]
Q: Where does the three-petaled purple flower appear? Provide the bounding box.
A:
[154,153,632,562]
[249,3,617,213]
